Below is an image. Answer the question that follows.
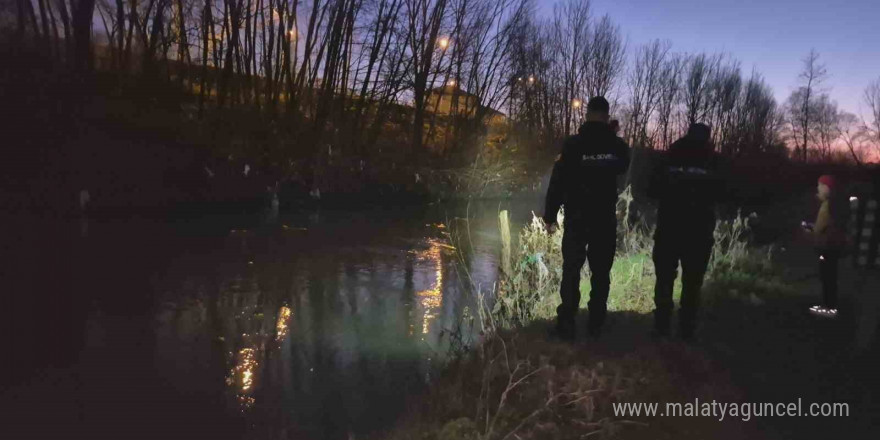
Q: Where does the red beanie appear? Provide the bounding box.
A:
[818,175,836,190]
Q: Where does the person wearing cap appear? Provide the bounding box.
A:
[803,175,847,317]
[543,96,630,340]
[609,119,621,137]
[648,123,724,340]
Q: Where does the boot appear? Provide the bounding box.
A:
[652,309,671,339]
[587,308,605,338]
[550,317,576,342]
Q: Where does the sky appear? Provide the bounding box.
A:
[538,0,880,119]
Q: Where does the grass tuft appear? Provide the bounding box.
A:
[379,188,791,440]
[488,187,770,330]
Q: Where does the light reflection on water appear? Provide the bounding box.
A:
[415,239,448,336]
[276,306,292,342]
[147,201,539,439]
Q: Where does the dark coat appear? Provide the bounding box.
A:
[648,135,725,238]
[543,121,630,225]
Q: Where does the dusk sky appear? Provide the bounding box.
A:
[538,0,880,119]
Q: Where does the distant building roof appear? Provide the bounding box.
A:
[427,84,506,118]
[428,84,481,100]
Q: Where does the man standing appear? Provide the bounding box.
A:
[543,97,630,340]
[648,123,723,340]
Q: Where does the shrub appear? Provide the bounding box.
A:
[485,187,770,330]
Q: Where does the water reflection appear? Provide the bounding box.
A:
[147,201,540,439]
[276,306,292,342]
[227,347,259,409]
[414,239,448,336]
[0,200,548,439]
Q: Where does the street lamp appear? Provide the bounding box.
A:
[528,75,535,84]
[447,79,456,86]
[572,99,582,109]
[438,37,450,50]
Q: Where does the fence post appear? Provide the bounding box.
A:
[499,210,512,277]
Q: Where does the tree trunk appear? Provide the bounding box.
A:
[72,0,96,72]
[56,0,72,60]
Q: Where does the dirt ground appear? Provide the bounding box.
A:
[693,229,880,439]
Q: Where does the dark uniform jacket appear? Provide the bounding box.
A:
[543,121,630,225]
[648,136,724,238]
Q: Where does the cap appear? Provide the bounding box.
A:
[586,96,610,113]
[687,123,711,142]
[818,175,836,190]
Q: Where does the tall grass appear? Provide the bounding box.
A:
[486,187,769,330]
[380,189,777,440]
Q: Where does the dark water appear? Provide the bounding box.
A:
[1,199,541,439]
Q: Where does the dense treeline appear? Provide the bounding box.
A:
[2,0,879,206]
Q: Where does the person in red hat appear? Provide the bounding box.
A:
[803,174,846,317]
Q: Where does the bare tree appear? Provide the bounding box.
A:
[70,0,97,71]
[654,53,683,149]
[787,49,828,161]
[548,0,590,135]
[708,58,742,154]
[841,111,870,165]
[625,39,668,148]
[864,77,880,150]
[403,0,450,162]
[583,14,624,99]
[681,52,720,127]
[809,94,843,162]
[508,16,554,140]
[734,71,780,155]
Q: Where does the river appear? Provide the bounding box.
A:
[1,199,542,440]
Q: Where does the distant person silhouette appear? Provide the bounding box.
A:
[803,175,847,317]
[648,123,724,340]
[543,96,630,340]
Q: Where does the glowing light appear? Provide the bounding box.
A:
[242,369,253,390]
[572,99,582,108]
[528,76,535,83]
[438,37,450,49]
[850,196,859,202]
[415,239,447,334]
[230,348,257,391]
[447,80,456,86]
[819,255,825,261]
[276,306,292,342]
[810,305,838,316]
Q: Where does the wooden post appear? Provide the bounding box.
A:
[499,210,512,277]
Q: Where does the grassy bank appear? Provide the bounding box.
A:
[486,187,777,329]
[374,189,833,440]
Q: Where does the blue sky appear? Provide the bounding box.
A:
[538,0,880,118]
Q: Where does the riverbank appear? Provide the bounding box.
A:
[376,204,880,440]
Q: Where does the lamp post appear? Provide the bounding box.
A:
[438,37,450,50]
